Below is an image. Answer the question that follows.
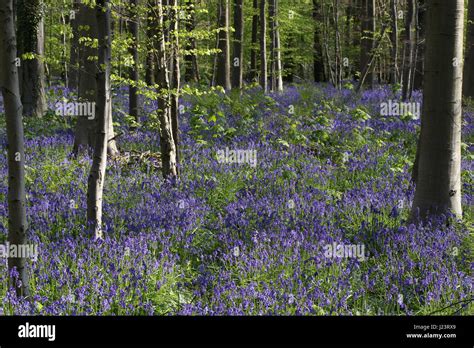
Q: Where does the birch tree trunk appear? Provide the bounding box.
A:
[87,0,112,240]
[0,0,30,297]
[410,0,464,221]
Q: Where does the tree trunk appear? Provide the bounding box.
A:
[463,0,474,98]
[156,0,178,178]
[413,0,425,90]
[259,0,267,92]
[145,0,156,86]
[269,0,283,92]
[402,0,415,100]
[1,0,30,298]
[359,0,375,88]
[250,0,259,82]
[410,0,464,221]
[216,0,231,90]
[87,0,112,240]
[389,0,398,84]
[73,2,118,156]
[313,0,324,82]
[184,0,200,83]
[232,0,244,89]
[170,0,180,172]
[128,0,139,122]
[69,0,80,91]
[16,0,46,117]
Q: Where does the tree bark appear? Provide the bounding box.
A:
[69,0,80,91]
[410,0,464,221]
[0,0,30,297]
[16,0,46,117]
[216,0,231,90]
[232,0,244,89]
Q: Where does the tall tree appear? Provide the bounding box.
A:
[16,0,46,117]
[73,2,118,156]
[184,0,200,83]
[145,0,156,86]
[313,0,324,82]
[410,0,464,221]
[389,0,398,84]
[463,0,474,98]
[0,0,30,296]
[170,0,180,170]
[250,0,259,82]
[359,0,375,88]
[87,0,112,240]
[156,0,178,178]
[402,0,416,100]
[269,0,283,92]
[216,0,231,90]
[69,0,81,91]
[259,0,267,92]
[128,0,139,122]
[232,0,244,89]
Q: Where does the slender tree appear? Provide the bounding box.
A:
[128,0,139,122]
[170,0,180,170]
[360,0,375,88]
[16,0,46,117]
[259,0,267,91]
[313,0,324,82]
[216,0,231,90]
[73,2,118,156]
[69,0,80,91]
[250,0,259,82]
[156,0,178,178]
[87,0,112,240]
[411,0,464,221]
[0,0,30,297]
[463,0,474,99]
[389,0,398,84]
[402,0,415,100]
[184,0,200,82]
[269,0,283,92]
[232,0,244,89]
[145,0,156,86]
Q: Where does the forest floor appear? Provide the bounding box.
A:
[0,83,473,315]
